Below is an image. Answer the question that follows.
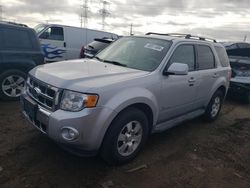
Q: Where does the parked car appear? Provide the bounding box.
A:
[21,33,231,165]
[0,22,44,101]
[80,38,114,58]
[34,24,118,62]
[222,42,250,102]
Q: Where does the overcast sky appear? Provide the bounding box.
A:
[1,0,250,41]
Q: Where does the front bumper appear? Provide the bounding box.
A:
[20,92,114,156]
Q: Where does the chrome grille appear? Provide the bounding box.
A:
[26,76,59,111]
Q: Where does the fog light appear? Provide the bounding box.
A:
[61,127,79,141]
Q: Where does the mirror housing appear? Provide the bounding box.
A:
[163,62,189,76]
[39,32,49,39]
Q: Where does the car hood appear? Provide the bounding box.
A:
[29,59,149,92]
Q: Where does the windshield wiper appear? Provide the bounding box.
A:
[88,45,94,49]
[103,60,127,67]
[94,56,103,61]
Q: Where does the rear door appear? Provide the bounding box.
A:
[195,44,218,105]
[38,26,66,62]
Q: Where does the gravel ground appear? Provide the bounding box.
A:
[0,99,250,188]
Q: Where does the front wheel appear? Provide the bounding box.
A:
[101,107,149,165]
[204,90,224,122]
[0,70,26,101]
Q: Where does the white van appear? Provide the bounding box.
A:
[34,24,118,62]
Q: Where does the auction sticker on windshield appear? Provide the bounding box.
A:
[144,43,164,52]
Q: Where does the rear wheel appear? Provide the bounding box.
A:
[204,90,224,122]
[0,70,26,101]
[101,107,149,165]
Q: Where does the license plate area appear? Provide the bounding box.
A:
[23,97,38,121]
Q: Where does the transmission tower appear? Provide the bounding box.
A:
[99,1,110,30]
[80,0,89,28]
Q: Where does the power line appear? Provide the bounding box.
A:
[99,0,110,30]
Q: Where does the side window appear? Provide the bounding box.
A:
[215,46,229,67]
[1,28,32,50]
[40,27,64,41]
[169,45,195,71]
[197,45,215,70]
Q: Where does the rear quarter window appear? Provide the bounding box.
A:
[0,27,33,50]
[215,46,230,67]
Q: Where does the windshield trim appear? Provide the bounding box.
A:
[95,36,172,72]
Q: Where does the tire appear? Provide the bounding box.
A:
[101,107,149,165]
[0,69,26,101]
[204,90,224,122]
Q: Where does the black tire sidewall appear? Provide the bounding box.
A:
[101,107,149,165]
[204,90,223,121]
[0,69,26,101]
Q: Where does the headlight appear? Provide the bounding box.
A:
[60,90,99,112]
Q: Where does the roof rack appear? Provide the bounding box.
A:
[145,32,217,43]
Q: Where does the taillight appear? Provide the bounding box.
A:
[228,69,232,80]
[80,46,85,58]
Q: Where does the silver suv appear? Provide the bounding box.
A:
[21,33,231,164]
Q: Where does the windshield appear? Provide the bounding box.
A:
[96,37,171,71]
[34,24,47,34]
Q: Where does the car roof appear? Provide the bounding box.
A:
[0,21,28,28]
[221,42,250,50]
[135,33,223,47]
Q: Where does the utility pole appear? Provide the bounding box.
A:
[80,0,88,28]
[0,5,3,21]
[130,23,133,36]
[99,0,110,30]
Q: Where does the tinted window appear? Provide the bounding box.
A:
[0,28,32,50]
[169,45,195,71]
[197,45,215,70]
[40,27,64,41]
[86,41,109,51]
[96,37,171,71]
[215,46,229,67]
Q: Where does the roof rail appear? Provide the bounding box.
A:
[145,32,217,43]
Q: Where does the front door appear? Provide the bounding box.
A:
[39,26,66,62]
[159,44,200,122]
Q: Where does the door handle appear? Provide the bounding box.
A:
[188,77,196,83]
[188,77,196,86]
[64,42,67,47]
[213,73,219,78]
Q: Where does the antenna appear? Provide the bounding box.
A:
[99,0,110,30]
[80,0,89,28]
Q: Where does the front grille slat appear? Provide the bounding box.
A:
[26,77,59,111]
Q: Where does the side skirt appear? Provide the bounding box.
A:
[152,109,205,133]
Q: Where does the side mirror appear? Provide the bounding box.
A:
[164,62,189,76]
[39,32,49,39]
